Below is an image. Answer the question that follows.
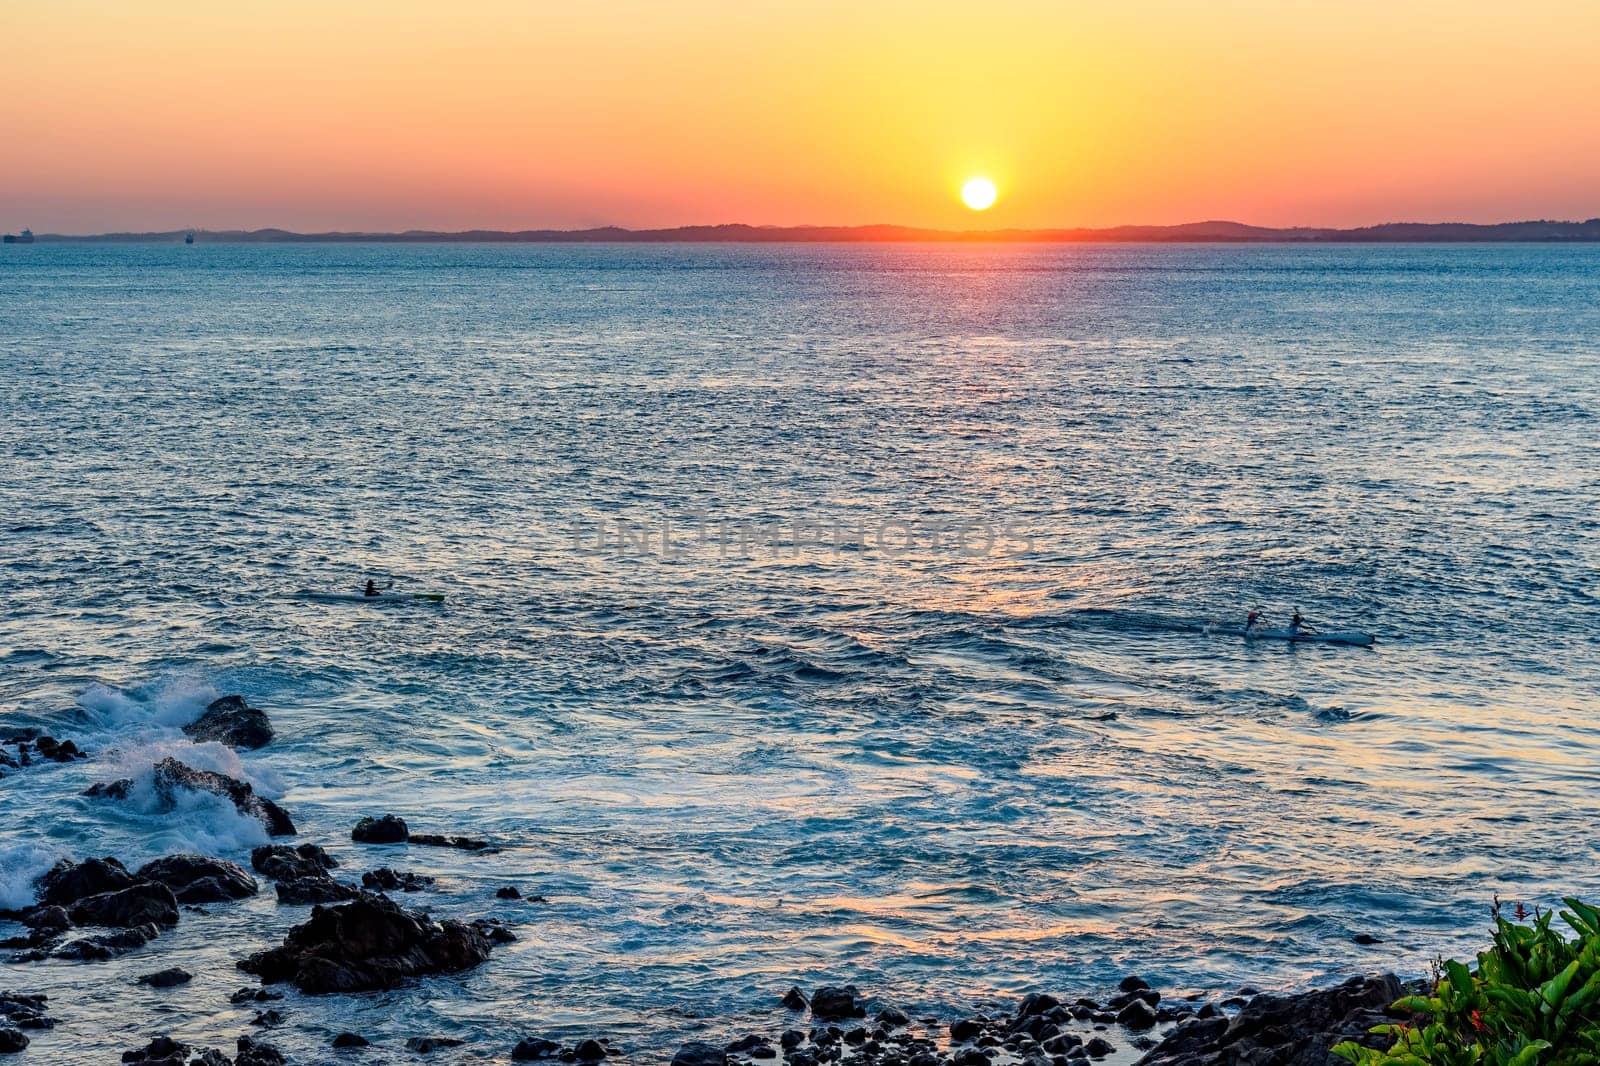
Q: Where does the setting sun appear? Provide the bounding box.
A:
[961,177,998,211]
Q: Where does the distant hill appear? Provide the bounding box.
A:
[25,219,1600,243]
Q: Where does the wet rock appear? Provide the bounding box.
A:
[1352,933,1384,945]
[811,985,866,1019]
[183,695,274,750]
[1116,998,1158,1030]
[137,967,193,988]
[473,918,518,944]
[951,1048,990,1066]
[672,1041,729,1066]
[136,854,258,903]
[0,1028,24,1054]
[122,1035,187,1063]
[574,1038,608,1060]
[48,922,160,960]
[0,993,53,1031]
[780,1030,805,1050]
[352,815,409,844]
[496,885,522,899]
[193,1052,232,1066]
[235,1035,287,1066]
[409,833,493,852]
[238,892,496,994]
[877,1006,911,1027]
[1119,976,1151,994]
[333,1031,370,1048]
[1134,975,1405,1066]
[950,1018,985,1042]
[275,875,360,906]
[230,987,283,1003]
[69,882,180,928]
[781,986,809,1010]
[251,843,338,881]
[6,905,70,935]
[362,868,435,892]
[37,856,138,906]
[250,1008,286,1027]
[1084,1037,1116,1058]
[512,1036,563,1059]
[407,1035,465,1053]
[88,758,295,837]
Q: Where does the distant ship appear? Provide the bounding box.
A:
[2,228,34,244]
[185,232,194,244]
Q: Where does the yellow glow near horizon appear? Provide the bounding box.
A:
[2,1,1598,233]
[961,178,999,211]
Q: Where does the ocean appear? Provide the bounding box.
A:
[1,241,1598,1060]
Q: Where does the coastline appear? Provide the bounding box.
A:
[12,218,1600,244]
[0,700,1450,1064]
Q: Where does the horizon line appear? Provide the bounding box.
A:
[10,217,1600,244]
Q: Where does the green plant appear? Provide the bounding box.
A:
[1334,898,1600,1066]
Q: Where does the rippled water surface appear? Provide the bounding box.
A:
[2,242,1599,1060]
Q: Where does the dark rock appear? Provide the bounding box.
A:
[409,833,492,852]
[513,1037,563,1060]
[88,758,295,836]
[123,1035,187,1062]
[1133,975,1404,1066]
[781,986,809,1010]
[473,918,517,944]
[352,815,409,844]
[230,987,283,1003]
[407,1035,466,1052]
[31,736,85,762]
[137,967,193,988]
[251,843,338,881]
[275,875,360,905]
[780,1030,805,1050]
[950,1018,984,1042]
[1119,976,1151,994]
[136,854,258,903]
[811,985,866,1019]
[497,885,522,899]
[728,1034,768,1053]
[877,1006,911,1027]
[69,882,180,928]
[362,868,435,892]
[238,892,496,994]
[0,993,52,1032]
[1016,993,1061,1021]
[183,695,274,750]
[672,1041,729,1066]
[0,1028,24,1054]
[48,922,159,960]
[236,1035,287,1066]
[333,1031,370,1048]
[250,1008,286,1027]
[951,1049,990,1066]
[9,905,70,934]
[1084,1037,1116,1058]
[37,856,137,906]
[1116,998,1158,1031]
[1352,933,1384,945]
[192,1050,232,1066]
[574,1038,607,1060]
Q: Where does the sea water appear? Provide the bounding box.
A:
[1,242,1598,1059]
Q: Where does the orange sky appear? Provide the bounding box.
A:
[3,0,1598,233]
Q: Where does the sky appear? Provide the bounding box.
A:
[3,0,1599,233]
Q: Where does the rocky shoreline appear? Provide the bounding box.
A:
[1,695,1425,1063]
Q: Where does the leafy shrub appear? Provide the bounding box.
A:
[1334,898,1600,1066]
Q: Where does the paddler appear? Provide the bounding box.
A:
[364,579,380,597]
[1244,609,1261,635]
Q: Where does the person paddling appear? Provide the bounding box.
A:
[1289,608,1316,640]
[1244,609,1262,635]
[364,579,380,597]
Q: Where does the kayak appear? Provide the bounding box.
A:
[1211,625,1374,647]
[295,590,445,604]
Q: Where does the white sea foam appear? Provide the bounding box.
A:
[0,842,65,911]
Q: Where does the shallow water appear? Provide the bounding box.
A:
[2,242,1599,1060]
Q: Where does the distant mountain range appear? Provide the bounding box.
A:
[22,219,1600,243]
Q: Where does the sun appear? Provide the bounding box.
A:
[961,177,998,211]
